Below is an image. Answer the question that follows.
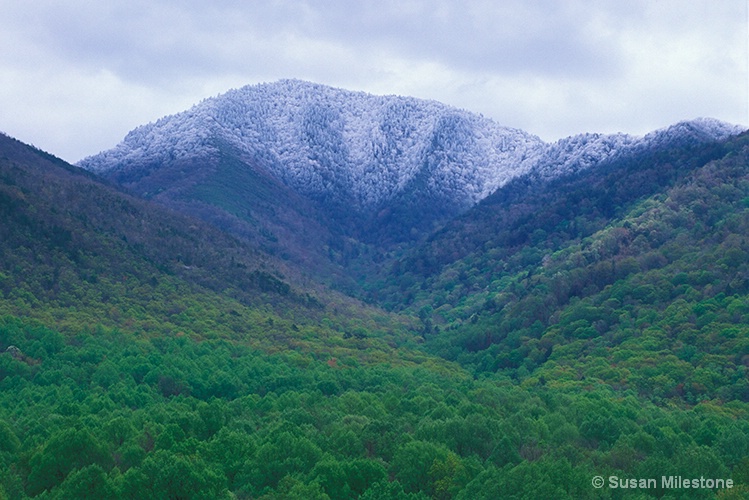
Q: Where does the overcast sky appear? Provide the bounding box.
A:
[1,0,747,163]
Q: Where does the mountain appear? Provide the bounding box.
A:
[526,117,743,181]
[77,81,548,288]
[4,80,749,498]
[77,81,743,291]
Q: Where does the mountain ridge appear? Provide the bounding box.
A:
[79,80,744,209]
[75,80,745,290]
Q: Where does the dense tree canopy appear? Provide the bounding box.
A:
[2,316,748,498]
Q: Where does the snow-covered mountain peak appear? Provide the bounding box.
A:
[525,118,747,181]
[643,117,746,147]
[78,80,544,211]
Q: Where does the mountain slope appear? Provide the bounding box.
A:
[0,132,414,355]
[397,129,749,405]
[77,81,549,287]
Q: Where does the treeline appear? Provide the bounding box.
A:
[2,315,748,499]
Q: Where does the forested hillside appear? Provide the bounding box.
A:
[385,129,749,406]
[0,132,416,361]
[2,119,749,498]
[5,315,748,499]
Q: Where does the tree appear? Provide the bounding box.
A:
[245,431,323,491]
[392,441,449,495]
[26,428,111,496]
[56,464,118,500]
[310,457,352,499]
[0,420,19,454]
[121,450,227,500]
[429,452,468,500]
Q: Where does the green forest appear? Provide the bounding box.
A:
[2,130,749,498]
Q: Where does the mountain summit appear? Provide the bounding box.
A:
[79,80,544,216]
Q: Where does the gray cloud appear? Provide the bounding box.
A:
[310,1,625,77]
[0,0,746,162]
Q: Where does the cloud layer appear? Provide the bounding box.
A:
[1,0,746,162]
